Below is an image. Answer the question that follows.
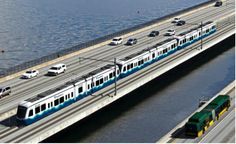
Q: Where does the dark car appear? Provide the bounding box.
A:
[126,38,137,45]
[149,31,159,37]
[176,20,186,26]
[215,1,222,7]
[0,86,11,98]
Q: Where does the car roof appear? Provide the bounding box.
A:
[52,63,65,67]
[113,37,122,39]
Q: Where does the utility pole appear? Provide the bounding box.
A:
[114,58,117,96]
[200,21,203,50]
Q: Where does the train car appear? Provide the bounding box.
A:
[198,21,216,39]
[176,21,216,50]
[16,83,75,125]
[154,38,178,59]
[185,95,230,137]
[82,64,120,94]
[117,50,151,78]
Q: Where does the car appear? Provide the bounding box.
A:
[172,17,181,23]
[47,64,67,76]
[149,31,159,37]
[0,86,11,98]
[126,38,137,45]
[176,20,186,26]
[165,29,175,36]
[215,1,222,7]
[110,37,123,45]
[22,70,39,79]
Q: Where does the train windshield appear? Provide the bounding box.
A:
[17,106,27,119]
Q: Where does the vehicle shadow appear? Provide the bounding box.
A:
[170,127,195,139]
[0,115,18,127]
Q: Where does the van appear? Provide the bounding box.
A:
[47,64,67,76]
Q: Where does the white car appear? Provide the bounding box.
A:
[172,17,181,23]
[47,64,67,76]
[110,37,123,45]
[165,29,176,36]
[22,70,39,79]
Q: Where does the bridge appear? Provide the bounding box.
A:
[0,0,235,142]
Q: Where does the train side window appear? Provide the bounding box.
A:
[123,66,126,72]
[141,60,144,64]
[100,79,103,84]
[29,109,33,117]
[41,104,46,111]
[138,61,140,66]
[48,103,50,109]
[54,99,59,106]
[131,63,133,69]
[96,80,99,86]
[51,102,53,107]
[88,84,90,89]
[127,65,130,70]
[113,72,115,77]
[78,87,83,93]
[60,97,64,103]
[109,73,112,79]
[35,106,40,114]
[71,92,73,97]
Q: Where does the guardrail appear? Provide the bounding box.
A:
[0,0,217,78]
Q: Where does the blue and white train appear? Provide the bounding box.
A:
[16,21,216,125]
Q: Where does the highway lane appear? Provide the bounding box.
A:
[0,1,234,118]
[1,15,235,142]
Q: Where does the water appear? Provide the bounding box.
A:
[44,36,235,142]
[0,0,208,70]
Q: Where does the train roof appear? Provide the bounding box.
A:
[120,50,148,61]
[154,38,176,46]
[82,64,116,78]
[25,82,74,103]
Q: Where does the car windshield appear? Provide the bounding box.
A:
[0,88,2,92]
[128,39,133,41]
[50,67,58,70]
[26,71,32,74]
[113,38,119,41]
[168,30,173,32]
[175,18,179,20]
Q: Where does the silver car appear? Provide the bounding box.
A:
[0,87,11,98]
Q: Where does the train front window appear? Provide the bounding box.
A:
[17,106,27,119]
